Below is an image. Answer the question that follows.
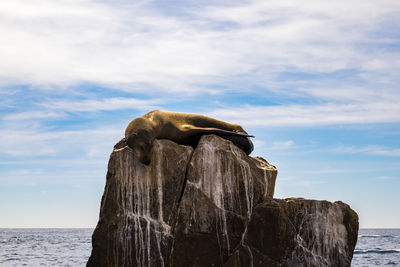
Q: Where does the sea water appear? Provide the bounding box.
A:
[0,228,92,266]
[0,228,399,266]
[352,229,400,266]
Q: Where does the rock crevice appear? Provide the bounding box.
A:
[87,135,358,267]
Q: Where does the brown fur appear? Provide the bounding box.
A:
[125,110,254,164]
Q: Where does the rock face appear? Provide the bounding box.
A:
[225,198,359,266]
[87,135,358,267]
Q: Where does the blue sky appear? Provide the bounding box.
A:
[0,0,399,228]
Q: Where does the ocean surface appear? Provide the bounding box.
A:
[0,228,92,266]
[0,228,399,266]
[352,229,400,266]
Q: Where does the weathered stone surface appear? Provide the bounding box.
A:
[224,198,359,267]
[171,135,277,266]
[87,138,193,266]
[87,134,358,267]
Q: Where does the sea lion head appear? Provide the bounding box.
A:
[126,132,152,165]
[125,117,155,165]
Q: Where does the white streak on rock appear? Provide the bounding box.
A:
[112,142,176,267]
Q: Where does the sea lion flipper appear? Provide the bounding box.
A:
[186,126,254,138]
[185,126,254,155]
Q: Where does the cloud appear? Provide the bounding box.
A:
[295,86,400,104]
[1,97,161,130]
[370,148,400,156]
[40,97,162,112]
[3,111,63,120]
[0,0,399,95]
[298,168,372,175]
[0,0,251,91]
[271,140,294,149]
[207,101,400,127]
[376,176,392,180]
[278,176,327,187]
[338,146,400,157]
[195,0,400,26]
[0,127,122,157]
[6,169,45,176]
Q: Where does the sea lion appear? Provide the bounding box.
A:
[125,110,254,164]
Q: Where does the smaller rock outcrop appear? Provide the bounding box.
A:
[225,198,358,266]
[87,134,358,267]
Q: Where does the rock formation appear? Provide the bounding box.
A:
[87,135,358,267]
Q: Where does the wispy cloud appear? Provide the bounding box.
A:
[208,101,400,127]
[40,97,162,112]
[376,176,392,180]
[268,140,295,150]
[3,111,63,121]
[338,145,400,157]
[0,127,122,157]
[278,176,327,187]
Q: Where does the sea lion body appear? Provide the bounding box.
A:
[125,110,254,164]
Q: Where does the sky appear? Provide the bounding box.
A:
[0,0,399,228]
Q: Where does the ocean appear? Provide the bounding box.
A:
[0,228,92,266]
[0,228,399,266]
[353,229,400,266]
